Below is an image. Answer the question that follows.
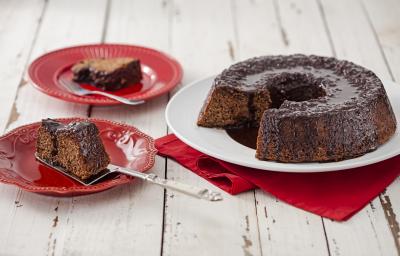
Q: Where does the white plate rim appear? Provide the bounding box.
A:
[166,75,400,173]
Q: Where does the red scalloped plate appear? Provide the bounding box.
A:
[28,44,182,105]
[0,118,157,196]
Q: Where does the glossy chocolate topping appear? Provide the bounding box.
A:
[42,119,105,159]
[214,54,385,116]
[42,118,64,133]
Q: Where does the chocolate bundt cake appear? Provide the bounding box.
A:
[36,119,110,180]
[72,57,142,91]
[197,54,397,162]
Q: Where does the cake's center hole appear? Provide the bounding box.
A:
[227,75,327,149]
[226,127,258,149]
[269,76,326,108]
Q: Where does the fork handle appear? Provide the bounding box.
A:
[112,165,223,201]
[88,90,145,105]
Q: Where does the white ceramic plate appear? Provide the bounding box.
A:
[166,76,400,172]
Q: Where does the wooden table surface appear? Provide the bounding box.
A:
[0,0,399,255]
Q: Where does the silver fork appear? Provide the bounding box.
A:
[36,155,223,201]
[59,76,145,105]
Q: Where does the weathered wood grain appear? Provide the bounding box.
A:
[72,0,170,255]
[0,2,46,253]
[0,0,107,255]
[0,0,46,132]
[162,1,262,255]
[363,0,400,253]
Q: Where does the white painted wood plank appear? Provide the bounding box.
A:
[56,184,163,256]
[276,0,332,56]
[163,175,260,256]
[256,194,329,256]
[362,0,400,252]
[234,0,329,255]
[380,179,400,254]
[321,0,391,80]
[104,0,171,49]
[163,1,262,255]
[316,0,398,255]
[169,0,238,80]
[0,0,45,132]
[67,0,170,255]
[321,207,397,256]
[0,0,108,255]
[2,193,72,256]
[0,1,46,253]
[232,0,283,60]
[363,0,400,80]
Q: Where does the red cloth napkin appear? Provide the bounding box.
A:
[155,134,400,221]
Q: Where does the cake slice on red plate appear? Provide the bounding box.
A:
[36,119,110,180]
[71,57,142,91]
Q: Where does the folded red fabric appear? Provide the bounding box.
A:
[155,134,400,221]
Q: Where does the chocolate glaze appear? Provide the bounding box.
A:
[42,118,64,133]
[214,54,385,115]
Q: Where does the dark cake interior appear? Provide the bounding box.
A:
[198,54,397,162]
[72,57,142,91]
[36,119,110,180]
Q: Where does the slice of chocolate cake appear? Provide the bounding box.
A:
[71,57,142,91]
[36,119,110,180]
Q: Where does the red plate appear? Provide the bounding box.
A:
[28,44,183,105]
[0,118,157,196]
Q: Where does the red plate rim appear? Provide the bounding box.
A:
[28,43,183,105]
[0,117,158,195]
